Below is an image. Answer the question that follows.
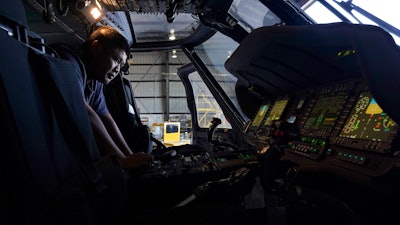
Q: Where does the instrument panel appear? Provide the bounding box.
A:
[246,79,400,177]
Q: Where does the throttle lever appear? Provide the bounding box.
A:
[207,117,221,143]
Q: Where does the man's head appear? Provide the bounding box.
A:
[83,26,129,85]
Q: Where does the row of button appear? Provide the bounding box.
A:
[335,150,366,165]
[288,142,321,160]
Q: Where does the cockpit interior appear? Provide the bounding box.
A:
[1,0,400,225]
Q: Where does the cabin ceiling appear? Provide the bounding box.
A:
[22,0,220,47]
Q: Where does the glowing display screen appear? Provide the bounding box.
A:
[251,104,269,127]
[303,93,347,130]
[340,92,396,141]
[264,99,289,126]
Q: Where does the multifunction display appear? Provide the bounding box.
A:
[303,93,347,131]
[339,91,396,142]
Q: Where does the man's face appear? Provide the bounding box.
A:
[91,42,127,85]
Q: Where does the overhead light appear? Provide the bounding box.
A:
[169,29,176,40]
[171,49,177,58]
[169,34,176,40]
[90,7,102,20]
[75,0,104,24]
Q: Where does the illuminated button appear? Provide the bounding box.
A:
[357,156,366,165]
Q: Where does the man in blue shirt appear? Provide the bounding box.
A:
[54,26,153,170]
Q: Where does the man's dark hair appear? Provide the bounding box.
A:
[84,26,129,54]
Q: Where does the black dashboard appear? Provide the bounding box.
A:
[246,78,400,181]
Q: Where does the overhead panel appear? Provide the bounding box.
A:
[129,12,199,43]
[101,0,197,13]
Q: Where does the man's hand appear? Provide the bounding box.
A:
[119,152,154,170]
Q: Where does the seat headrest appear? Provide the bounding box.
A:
[0,0,28,28]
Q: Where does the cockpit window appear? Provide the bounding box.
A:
[228,0,281,32]
[193,32,249,128]
[300,1,342,24]
[188,71,232,129]
[288,0,400,44]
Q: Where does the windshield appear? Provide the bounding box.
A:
[228,0,281,32]
[228,0,399,45]
[188,71,232,128]
[193,32,248,128]
[289,0,400,44]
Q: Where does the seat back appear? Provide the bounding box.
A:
[1,1,61,223]
[104,74,153,153]
[0,1,120,224]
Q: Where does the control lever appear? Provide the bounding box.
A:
[207,117,241,151]
[207,117,221,143]
[154,149,177,164]
[260,120,301,204]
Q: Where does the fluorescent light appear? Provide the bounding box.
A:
[169,29,176,40]
[171,49,177,58]
[169,34,176,40]
[75,0,104,24]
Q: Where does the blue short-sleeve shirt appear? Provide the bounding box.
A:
[51,44,109,116]
[85,80,109,116]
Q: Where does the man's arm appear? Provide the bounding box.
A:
[99,112,133,156]
[85,101,154,170]
[85,101,128,158]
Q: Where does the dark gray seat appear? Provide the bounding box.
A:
[104,73,153,154]
[0,1,125,224]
